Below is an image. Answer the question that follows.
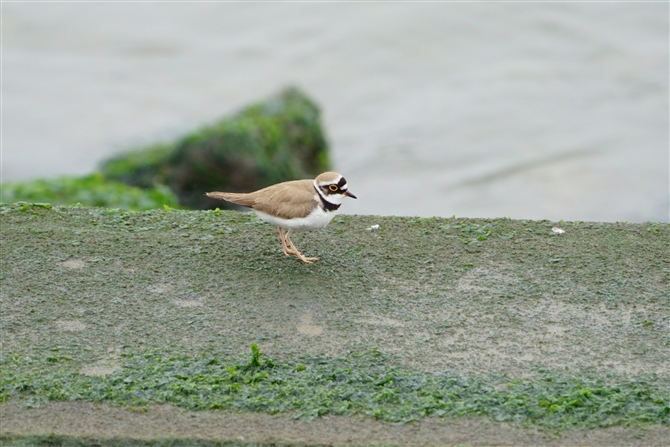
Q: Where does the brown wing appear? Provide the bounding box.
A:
[206,180,318,218]
[250,180,318,219]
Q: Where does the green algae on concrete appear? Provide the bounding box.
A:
[2,347,668,430]
[100,87,331,210]
[1,204,669,443]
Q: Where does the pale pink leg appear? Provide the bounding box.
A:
[285,231,318,263]
[278,228,297,256]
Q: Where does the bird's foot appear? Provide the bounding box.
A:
[294,253,318,263]
[283,247,299,256]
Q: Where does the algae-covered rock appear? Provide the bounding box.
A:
[101,87,331,209]
[0,173,179,211]
[98,143,173,190]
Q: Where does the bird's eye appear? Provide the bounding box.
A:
[328,184,338,192]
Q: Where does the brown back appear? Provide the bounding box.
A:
[206,179,318,219]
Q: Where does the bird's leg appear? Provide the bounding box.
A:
[278,228,297,256]
[285,231,319,263]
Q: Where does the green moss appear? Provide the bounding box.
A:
[100,87,331,209]
[98,144,174,190]
[1,347,668,430]
[0,174,179,211]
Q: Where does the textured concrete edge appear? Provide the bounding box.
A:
[2,401,669,447]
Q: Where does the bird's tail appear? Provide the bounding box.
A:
[205,191,255,207]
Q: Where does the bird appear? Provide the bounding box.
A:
[206,172,357,263]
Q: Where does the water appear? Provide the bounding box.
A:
[3,2,668,222]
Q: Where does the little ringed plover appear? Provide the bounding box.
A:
[206,172,356,263]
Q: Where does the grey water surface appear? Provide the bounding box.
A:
[2,2,668,222]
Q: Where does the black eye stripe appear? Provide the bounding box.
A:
[324,186,347,194]
[337,177,347,187]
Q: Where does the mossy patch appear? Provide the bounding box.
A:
[0,174,179,211]
[2,346,668,430]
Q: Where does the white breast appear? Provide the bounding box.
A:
[253,204,339,231]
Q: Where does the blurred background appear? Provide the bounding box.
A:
[2,2,668,222]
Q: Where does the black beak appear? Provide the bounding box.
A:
[345,191,357,199]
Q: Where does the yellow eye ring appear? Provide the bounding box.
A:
[328,184,338,192]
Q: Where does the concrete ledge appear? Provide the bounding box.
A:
[1,204,668,445]
[2,401,669,447]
